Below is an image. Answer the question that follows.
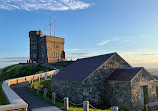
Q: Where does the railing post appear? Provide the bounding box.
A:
[45,73,47,80]
[32,85,34,92]
[64,97,69,110]
[37,87,40,94]
[83,101,89,111]
[111,106,119,111]
[146,106,149,111]
[31,78,34,84]
[24,107,27,111]
[52,92,56,105]
[17,79,18,83]
[43,88,48,99]
[38,77,40,82]
[50,74,53,79]
[28,81,31,88]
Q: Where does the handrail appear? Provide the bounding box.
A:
[0,69,58,111]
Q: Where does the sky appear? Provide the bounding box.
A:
[0,0,158,69]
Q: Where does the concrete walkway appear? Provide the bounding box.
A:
[10,82,62,111]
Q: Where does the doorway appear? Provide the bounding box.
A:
[140,85,149,108]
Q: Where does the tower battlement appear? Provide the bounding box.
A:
[29,31,43,38]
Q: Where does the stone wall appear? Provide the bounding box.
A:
[131,69,157,110]
[104,81,132,109]
[46,36,65,63]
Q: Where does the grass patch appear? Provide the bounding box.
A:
[0,82,8,105]
[0,64,50,105]
[31,80,111,111]
[156,86,158,99]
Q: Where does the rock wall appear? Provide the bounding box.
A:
[104,81,132,109]
[46,36,65,63]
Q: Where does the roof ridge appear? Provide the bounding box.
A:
[77,52,117,61]
[117,67,143,69]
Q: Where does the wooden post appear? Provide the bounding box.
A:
[43,88,48,99]
[37,87,40,94]
[45,73,47,80]
[52,92,56,105]
[83,101,89,111]
[50,74,53,79]
[111,106,119,111]
[28,81,31,88]
[24,107,27,111]
[38,77,40,82]
[32,85,34,92]
[31,78,34,84]
[64,97,69,110]
[146,106,149,111]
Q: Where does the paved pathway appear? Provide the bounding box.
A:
[10,82,62,111]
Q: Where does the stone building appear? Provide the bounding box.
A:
[29,30,65,63]
[51,52,157,110]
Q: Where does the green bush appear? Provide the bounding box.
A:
[0,82,8,105]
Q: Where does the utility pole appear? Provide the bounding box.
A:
[44,24,45,35]
[50,16,51,36]
[54,19,55,37]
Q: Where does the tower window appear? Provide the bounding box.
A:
[33,54,36,58]
[53,45,59,48]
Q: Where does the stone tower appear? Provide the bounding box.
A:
[29,30,65,63]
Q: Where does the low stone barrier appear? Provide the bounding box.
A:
[145,101,158,111]
[0,69,58,111]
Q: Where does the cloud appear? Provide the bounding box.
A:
[66,48,80,51]
[0,0,91,11]
[119,50,158,69]
[69,53,92,57]
[97,40,110,46]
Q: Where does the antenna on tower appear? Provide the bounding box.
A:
[50,16,51,36]
[44,24,45,35]
[54,19,55,37]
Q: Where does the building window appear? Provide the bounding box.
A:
[33,54,36,58]
[42,53,44,57]
[32,45,36,49]
[53,53,59,57]
[53,44,59,48]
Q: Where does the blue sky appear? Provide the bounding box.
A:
[0,0,158,69]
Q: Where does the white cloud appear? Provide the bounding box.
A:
[0,0,91,11]
[97,40,110,46]
[66,48,80,51]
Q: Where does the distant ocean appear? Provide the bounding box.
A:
[0,57,29,69]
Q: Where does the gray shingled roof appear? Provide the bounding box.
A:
[53,53,116,81]
[106,67,143,81]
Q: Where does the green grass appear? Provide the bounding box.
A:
[156,86,158,99]
[31,80,111,111]
[0,64,50,105]
[0,82,8,105]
